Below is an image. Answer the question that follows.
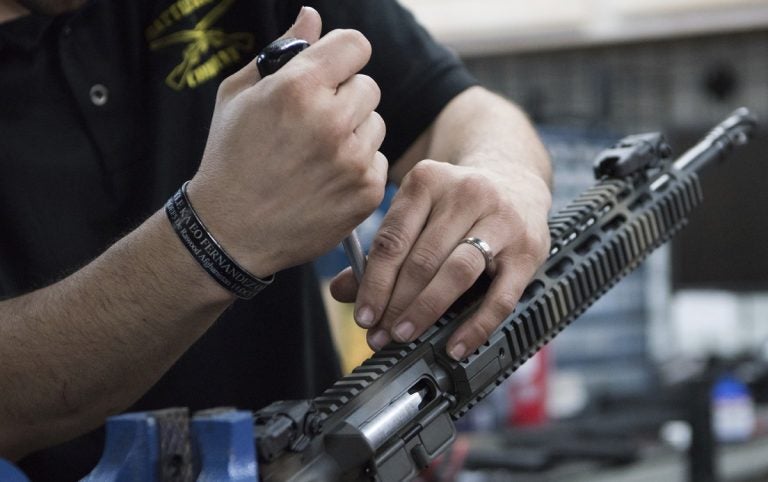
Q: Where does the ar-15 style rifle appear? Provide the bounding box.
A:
[255,109,758,482]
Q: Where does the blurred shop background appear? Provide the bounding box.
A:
[317,0,768,481]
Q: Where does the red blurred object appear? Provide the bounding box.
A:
[507,346,549,426]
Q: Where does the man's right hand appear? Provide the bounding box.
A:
[0,6,389,460]
[188,7,387,278]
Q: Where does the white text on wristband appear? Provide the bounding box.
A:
[165,182,274,299]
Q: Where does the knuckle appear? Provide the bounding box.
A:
[358,182,385,215]
[371,225,409,260]
[341,29,372,60]
[407,246,442,276]
[449,249,482,281]
[358,152,388,205]
[534,227,553,261]
[492,290,519,318]
[265,75,313,115]
[414,293,444,320]
[280,70,317,101]
[359,272,391,299]
[358,74,381,105]
[216,76,238,101]
[340,138,366,171]
[520,227,551,266]
[457,172,485,194]
[457,173,492,204]
[402,161,438,192]
[362,112,386,148]
[516,251,544,280]
[467,316,498,344]
[497,203,522,226]
[324,116,351,145]
[372,111,386,132]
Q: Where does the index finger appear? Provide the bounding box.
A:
[221,6,322,94]
[354,183,431,328]
[296,29,372,88]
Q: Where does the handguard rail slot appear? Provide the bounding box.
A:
[255,109,758,482]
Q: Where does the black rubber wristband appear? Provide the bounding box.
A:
[165,182,274,299]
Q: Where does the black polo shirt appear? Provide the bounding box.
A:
[0,0,474,479]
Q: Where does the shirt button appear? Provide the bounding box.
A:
[89,84,109,106]
[62,25,72,37]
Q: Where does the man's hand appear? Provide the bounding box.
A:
[188,7,387,278]
[331,88,552,361]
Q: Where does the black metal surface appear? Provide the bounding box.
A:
[256,38,310,78]
[593,132,671,178]
[255,109,757,482]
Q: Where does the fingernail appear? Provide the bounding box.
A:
[393,321,415,342]
[356,305,375,328]
[294,6,307,23]
[449,342,467,361]
[369,329,390,351]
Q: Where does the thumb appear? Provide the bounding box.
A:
[222,7,322,91]
[330,266,359,304]
[282,6,322,44]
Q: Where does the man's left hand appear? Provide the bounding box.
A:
[330,158,551,361]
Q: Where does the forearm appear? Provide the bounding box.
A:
[0,7,387,461]
[0,210,234,460]
[392,86,552,190]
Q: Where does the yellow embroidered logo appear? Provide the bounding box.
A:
[146,0,255,90]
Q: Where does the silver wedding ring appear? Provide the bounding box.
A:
[459,237,495,274]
